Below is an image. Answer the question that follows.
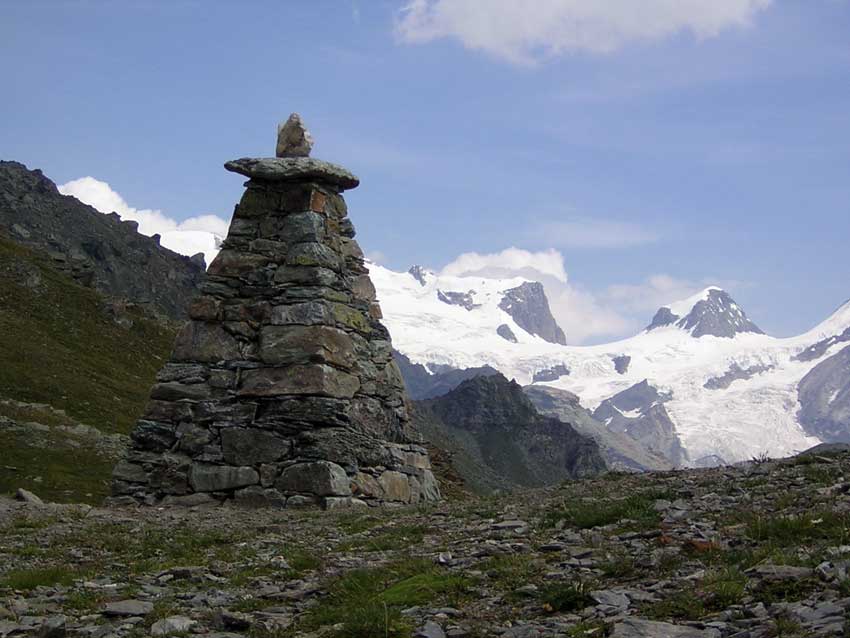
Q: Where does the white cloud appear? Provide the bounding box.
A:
[603,274,750,314]
[441,247,568,282]
[366,250,387,263]
[58,177,228,267]
[530,218,659,248]
[395,0,772,64]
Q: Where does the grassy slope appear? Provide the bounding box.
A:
[0,235,177,501]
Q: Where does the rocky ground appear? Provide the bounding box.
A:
[4,450,850,638]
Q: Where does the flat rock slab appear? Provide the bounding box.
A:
[611,618,721,638]
[102,600,154,617]
[224,157,359,190]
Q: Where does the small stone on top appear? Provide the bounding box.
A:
[276,113,313,158]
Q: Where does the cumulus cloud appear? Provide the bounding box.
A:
[58,177,228,267]
[530,218,659,248]
[441,247,568,282]
[395,0,772,64]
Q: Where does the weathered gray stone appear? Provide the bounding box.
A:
[611,618,720,638]
[239,364,360,398]
[234,486,287,509]
[15,488,44,505]
[225,157,359,191]
[172,323,241,364]
[221,428,290,465]
[189,465,259,492]
[260,325,355,369]
[276,113,313,158]
[276,461,350,496]
[151,616,196,637]
[378,470,412,502]
[103,600,154,617]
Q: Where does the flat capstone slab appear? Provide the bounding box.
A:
[224,157,359,191]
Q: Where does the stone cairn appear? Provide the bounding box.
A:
[111,115,440,509]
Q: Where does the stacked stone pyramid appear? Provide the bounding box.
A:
[111,115,440,508]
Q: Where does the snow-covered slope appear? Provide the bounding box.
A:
[370,262,850,465]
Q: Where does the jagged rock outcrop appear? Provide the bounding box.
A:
[532,363,570,383]
[0,161,206,321]
[111,116,439,508]
[496,324,517,343]
[592,380,687,467]
[524,385,675,471]
[414,374,605,493]
[704,362,773,390]
[498,281,566,345]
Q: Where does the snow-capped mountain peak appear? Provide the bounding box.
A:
[646,287,763,339]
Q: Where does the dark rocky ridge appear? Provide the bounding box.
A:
[415,374,606,493]
[704,362,774,390]
[393,350,499,400]
[798,345,850,442]
[532,364,570,383]
[112,121,439,509]
[524,385,676,471]
[437,289,478,311]
[646,289,763,339]
[0,161,206,321]
[796,326,850,362]
[592,380,687,467]
[498,281,567,345]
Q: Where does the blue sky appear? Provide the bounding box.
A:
[2,1,849,343]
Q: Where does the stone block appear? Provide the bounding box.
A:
[270,301,332,326]
[207,250,269,277]
[173,322,241,363]
[189,464,259,492]
[130,421,176,452]
[276,461,350,496]
[378,471,411,503]
[221,428,291,465]
[239,364,360,398]
[150,382,212,402]
[234,486,287,509]
[259,325,355,368]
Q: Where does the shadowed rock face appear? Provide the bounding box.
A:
[112,125,439,509]
[415,374,606,492]
[524,385,675,472]
[496,324,517,343]
[498,281,566,345]
[592,380,687,467]
[0,161,206,321]
[532,364,570,383]
[795,326,850,363]
[798,345,850,442]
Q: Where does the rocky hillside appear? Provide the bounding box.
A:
[0,161,205,321]
[0,235,176,503]
[414,374,606,493]
[4,447,850,637]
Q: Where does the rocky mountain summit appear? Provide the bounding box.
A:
[0,161,205,321]
[6,447,850,637]
[646,288,763,339]
[112,115,439,509]
[499,281,567,345]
